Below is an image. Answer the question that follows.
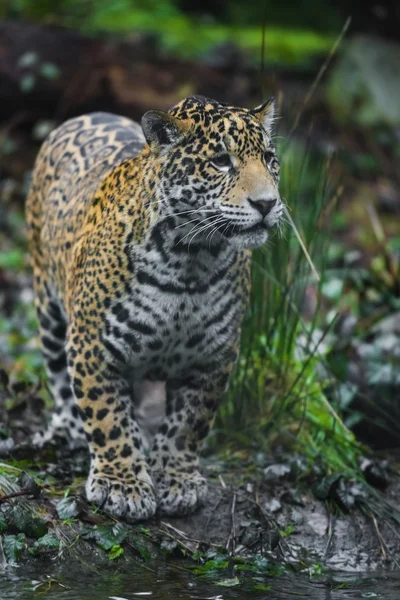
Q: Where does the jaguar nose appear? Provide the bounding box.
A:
[248,197,277,218]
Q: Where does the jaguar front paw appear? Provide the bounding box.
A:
[153,469,208,516]
[86,472,156,522]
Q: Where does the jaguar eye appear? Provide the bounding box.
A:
[264,150,275,165]
[210,153,232,170]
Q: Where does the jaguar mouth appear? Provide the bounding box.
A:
[222,221,269,238]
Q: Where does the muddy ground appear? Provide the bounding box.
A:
[2,453,400,573]
[1,396,400,574]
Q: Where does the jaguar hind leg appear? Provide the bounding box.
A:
[149,366,233,516]
[32,277,86,449]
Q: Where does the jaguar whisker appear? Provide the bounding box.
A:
[174,213,218,230]
[176,214,224,247]
[186,216,226,251]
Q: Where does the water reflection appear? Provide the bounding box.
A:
[1,560,399,600]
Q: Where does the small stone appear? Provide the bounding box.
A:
[0,438,14,455]
[372,312,400,335]
[264,463,291,482]
[339,314,358,336]
[264,498,282,513]
[291,508,304,524]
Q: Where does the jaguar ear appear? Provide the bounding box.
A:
[141,110,189,154]
[252,97,276,135]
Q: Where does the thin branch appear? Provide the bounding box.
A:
[288,17,351,139]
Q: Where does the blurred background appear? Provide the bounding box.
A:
[0,0,399,473]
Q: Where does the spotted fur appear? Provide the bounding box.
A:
[26,95,282,521]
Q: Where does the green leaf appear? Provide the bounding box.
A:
[0,513,8,533]
[10,505,48,538]
[0,250,26,270]
[95,522,128,551]
[32,579,68,593]
[30,532,60,555]
[309,562,325,576]
[216,577,240,587]
[279,524,294,538]
[234,554,282,575]
[57,496,79,520]
[234,564,255,572]
[17,52,38,68]
[3,533,26,562]
[39,63,61,80]
[321,277,344,301]
[129,537,151,561]
[253,584,272,591]
[313,473,342,501]
[138,526,150,535]
[19,74,36,93]
[108,544,124,560]
[192,558,229,574]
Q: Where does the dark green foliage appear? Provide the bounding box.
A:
[129,535,152,560]
[1,0,335,65]
[93,522,128,551]
[191,555,229,575]
[29,533,60,555]
[0,513,8,534]
[8,504,48,538]
[188,550,287,591]
[3,533,26,562]
[3,0,343,31]
[82,522,128,559]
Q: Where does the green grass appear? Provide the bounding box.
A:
[218,138,362,474]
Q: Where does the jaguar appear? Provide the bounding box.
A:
[26,94,282,521]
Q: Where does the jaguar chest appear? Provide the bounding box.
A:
[104,268,241,380]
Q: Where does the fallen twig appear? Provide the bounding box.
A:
[0,489,37,502]
[225,492,237,555]
[323,506,336,559]
[160,521,220,552]
[371,513,387,559]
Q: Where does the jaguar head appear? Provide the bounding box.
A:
[142,95,282,250]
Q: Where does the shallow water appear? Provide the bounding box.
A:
[1,560,399,600]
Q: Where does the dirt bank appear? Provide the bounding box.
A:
[1,438,399,573]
